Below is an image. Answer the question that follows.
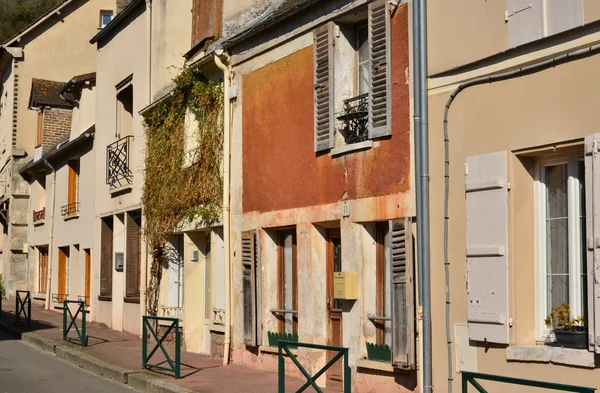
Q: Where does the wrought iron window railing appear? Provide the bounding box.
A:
[61,202,80,217]
[33,207,45,222]
[78,295,90,307]
[106,135,133,189]
[337,93,369,144]
[52,293,69,303]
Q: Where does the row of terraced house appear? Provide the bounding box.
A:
[1,0,600,392]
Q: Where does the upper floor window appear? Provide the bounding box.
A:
[100,11,113,28]
[62,159,80,217]
[116,78,133,138]
[507,0,583,47]
[536,158,586,339]
[314,0,391,153]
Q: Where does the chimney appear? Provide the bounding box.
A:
[117,0,133,13]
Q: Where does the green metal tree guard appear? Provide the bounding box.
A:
[142,316,181,379]
[15,290,31,328]
[462,371,596,393]
[278,340,351,393]
[63,300,87,347]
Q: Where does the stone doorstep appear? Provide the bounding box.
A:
[0,320,193,393]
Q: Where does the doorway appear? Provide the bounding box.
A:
[326,229,343,390]
[167,235,184,310]
[202,232,212,355]
[84,249,91,306]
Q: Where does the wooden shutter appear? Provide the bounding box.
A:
[36,111,43,147]
[368,0,391,138]
[100,217,113,298]
[58,248,68,299]
[585,134,600,353]
[85,250,91,306]
[390,218,415,369]
[68,160,79,206]
[465,152,509,344]
[192,0,223,47]
[507,0,543,47]
[125,212,141,297]
[242,230,260,346]
[546,0,583,36]
[314,22,335,152]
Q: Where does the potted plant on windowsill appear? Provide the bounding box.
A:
[545,302,586,348]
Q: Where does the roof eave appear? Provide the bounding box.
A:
[2,0,72,47]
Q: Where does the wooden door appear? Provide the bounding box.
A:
[39,248,48,294]
[85,250,91,306]
[58,248,68,302]
[326,229,343,390]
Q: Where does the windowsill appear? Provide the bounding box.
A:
[331,140,373,157]
[63,213,79,221]
[98,295,112,302]
[259,345,298,356]
[33,220,45,226]
[32,293,46,301]
[506,345,595,368]
[356,358,395,373]
[109,184,133,195]
[123,296,140,304]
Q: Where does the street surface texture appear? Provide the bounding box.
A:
[0,329,136,393]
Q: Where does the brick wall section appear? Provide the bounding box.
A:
[42,108,72,154]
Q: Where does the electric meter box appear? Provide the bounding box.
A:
[334,272,358,300]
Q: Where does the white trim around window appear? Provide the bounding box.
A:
[535,157,586,341]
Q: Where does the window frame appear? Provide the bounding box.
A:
[99,10,113,28]
[535,156,586,340]
[355,23,369,97]
[374,222,392,346]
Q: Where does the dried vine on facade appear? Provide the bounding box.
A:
[142,68,223,315]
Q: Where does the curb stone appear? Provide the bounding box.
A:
[0,321,191,393]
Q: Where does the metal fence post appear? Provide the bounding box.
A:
[142,316,147,370]
[14,294,17,325]
[175,319,181,379]
[27,293,31,328]
[82,302,87,347]
[462,372,468,393]
[63,301,67,340]
[278,342,285,393]
[343,348,351,393]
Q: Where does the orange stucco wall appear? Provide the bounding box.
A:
[242,5,410,214]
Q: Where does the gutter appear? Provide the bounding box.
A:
[213,50,232,366]
[43,159,57,311]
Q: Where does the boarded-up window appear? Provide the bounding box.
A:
[390,218,415,369]
[100,216,114,299]
[465,152,509,344]
[125,211,142,298]
[242,230,260,346]
[191,0,223,47]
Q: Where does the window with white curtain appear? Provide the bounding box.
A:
[536,157,586,338]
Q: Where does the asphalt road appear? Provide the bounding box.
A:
[0,330,136,393]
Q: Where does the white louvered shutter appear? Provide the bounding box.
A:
[314,23,335,152]
[368,0,391,139]
[546,0,583,36]
[242,230,260,346]
[507,0,543,47]
[390,218,415,369]
[465,152,509,344]
[584,134,600,353]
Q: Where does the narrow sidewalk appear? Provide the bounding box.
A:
[0,298,326,393]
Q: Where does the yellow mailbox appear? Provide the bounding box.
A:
[334,272,358,300]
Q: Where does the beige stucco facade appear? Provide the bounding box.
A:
[428,4,600,392]
[0,0,115,296]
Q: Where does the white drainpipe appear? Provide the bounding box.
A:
[44,159,56,310]
[213,50,231,366]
